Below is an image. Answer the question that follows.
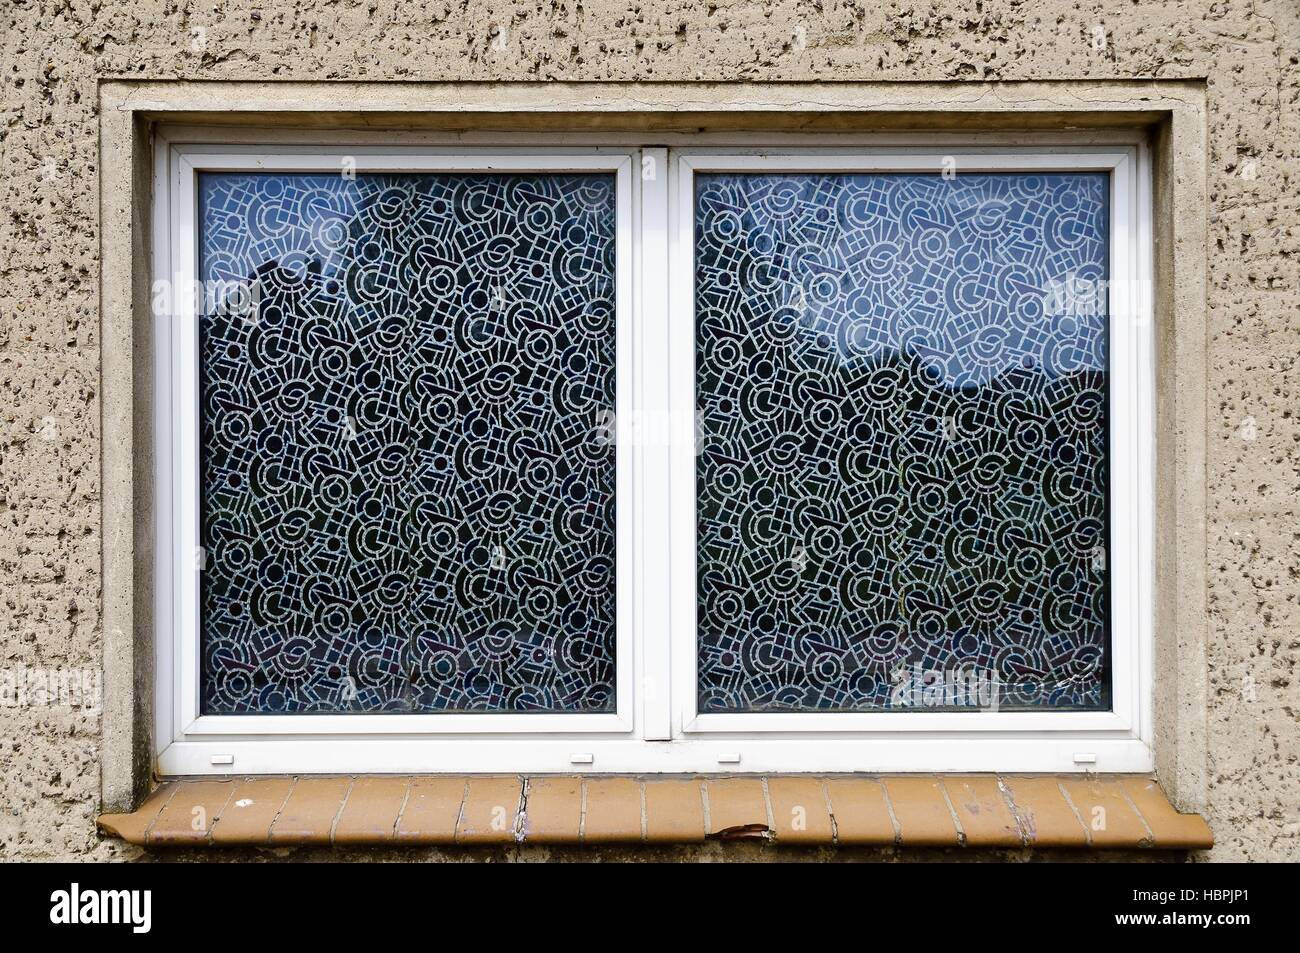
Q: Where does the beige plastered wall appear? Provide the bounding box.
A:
[0,1,1296,862]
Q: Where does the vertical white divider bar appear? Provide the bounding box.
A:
[667,156,698,735]
[638,148,672,740]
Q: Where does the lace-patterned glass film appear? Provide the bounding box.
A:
[198,172,617,714]
[695,172,1111,713]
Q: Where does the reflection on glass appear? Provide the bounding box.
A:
[199,172,617,713]
[695,172,1110,712]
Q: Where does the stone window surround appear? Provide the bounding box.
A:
[98,80,1209,818]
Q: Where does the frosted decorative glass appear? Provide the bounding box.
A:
[694,172,1110,712]
[198,172,617,714]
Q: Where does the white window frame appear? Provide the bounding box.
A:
[669,148,1152,742]
[154,144,641,766]
[153,134,1153,776]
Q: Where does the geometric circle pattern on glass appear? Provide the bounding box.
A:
[695,172,1110,712]
[198,172,617,713]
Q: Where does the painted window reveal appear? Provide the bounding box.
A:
[198,172,617,714]
[695,172,1110,713]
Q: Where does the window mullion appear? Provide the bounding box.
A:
[637,147,673,740]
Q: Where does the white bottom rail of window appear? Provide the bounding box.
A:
[158,736,1153,776]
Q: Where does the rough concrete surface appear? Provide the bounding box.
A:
[0,1,1297,861]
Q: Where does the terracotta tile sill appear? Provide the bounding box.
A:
[97,774,1212,850]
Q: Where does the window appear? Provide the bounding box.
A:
[196,169,622,718]
[154,139,1151,775]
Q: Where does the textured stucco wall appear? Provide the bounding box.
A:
[0,0,1296,862]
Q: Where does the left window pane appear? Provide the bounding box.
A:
[197,172,618,714]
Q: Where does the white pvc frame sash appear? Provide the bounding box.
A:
[154,138,1152,776]
[155,145,638,752]
[669,149,1152,743]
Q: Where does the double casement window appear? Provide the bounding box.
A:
[154,138,1152,775]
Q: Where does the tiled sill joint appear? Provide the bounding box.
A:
[98,774,1213,850]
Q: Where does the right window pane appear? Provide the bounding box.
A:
[695,171,1110,713]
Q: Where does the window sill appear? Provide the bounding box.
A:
[97,774,1211,850]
